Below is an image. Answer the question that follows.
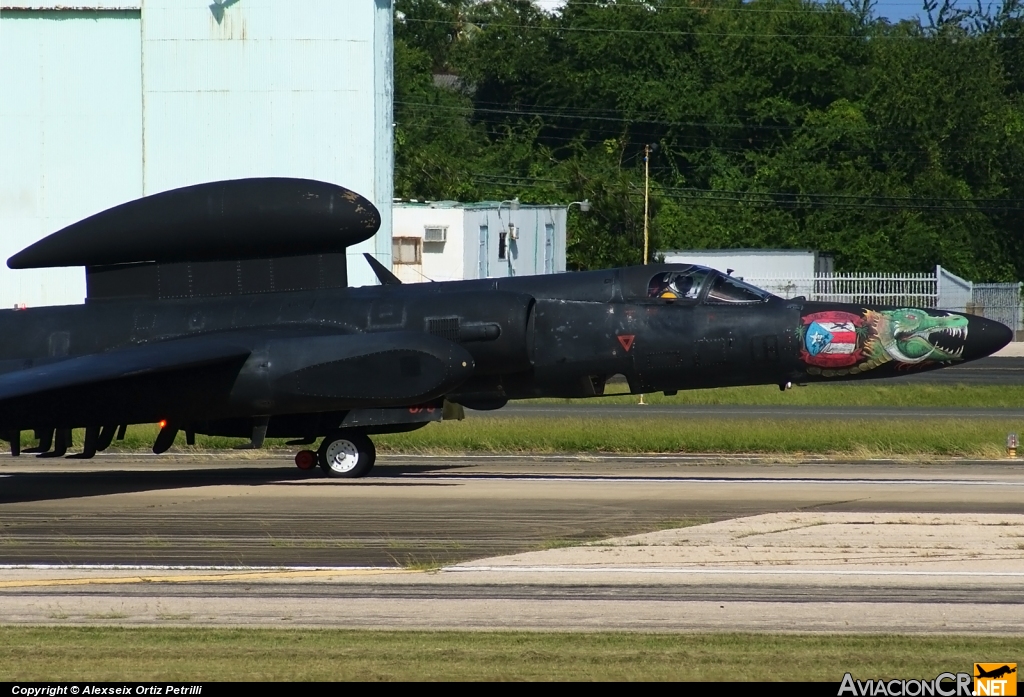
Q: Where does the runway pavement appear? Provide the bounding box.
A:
[1,454,1023,566]
[891,356,1024,384]
[0,454,1022,633]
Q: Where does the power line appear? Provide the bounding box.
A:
[531,0,962,11]
[394,115,1010,161]
[403,96,867,125]
[470,173,1024,211]
[398,99,819,129]
[400,15,962,40]
[396,99,984,139]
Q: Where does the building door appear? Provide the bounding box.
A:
[478,225,489,278]
[544,223,555,274]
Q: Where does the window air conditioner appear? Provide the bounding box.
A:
[424,226,447,243]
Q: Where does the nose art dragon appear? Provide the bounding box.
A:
[861,308,969,370]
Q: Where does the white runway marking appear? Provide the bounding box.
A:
[0,564,395,572]
[402,474,1024,486]
[445,566,1024,577]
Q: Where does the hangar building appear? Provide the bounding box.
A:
[0,0,393,307]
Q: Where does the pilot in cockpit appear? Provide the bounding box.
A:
[647,269,708,300]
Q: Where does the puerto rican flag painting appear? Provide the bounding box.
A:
[801,311,864,368]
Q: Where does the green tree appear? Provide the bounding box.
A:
[393,0,1024,280]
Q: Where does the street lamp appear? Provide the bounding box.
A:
[497,196,521,233]
[497,197,520,232]
[567,199,591,213]
[496,197,521,274]
[497,196,520,218]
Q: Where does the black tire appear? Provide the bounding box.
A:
[317,431,375,478]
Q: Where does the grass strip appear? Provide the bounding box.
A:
[542,382,1024,408]
[0,628,1018,681]
[15,382,1023,456]
[373,417,1019,458]
[21,416,1023,458]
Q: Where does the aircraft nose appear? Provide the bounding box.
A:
[963,314,1013,361]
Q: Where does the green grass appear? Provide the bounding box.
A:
[0,628,1018,681]
[17,416,1022,458]
[13,383,1022,457]
[372,416,1017,458]
[544,382,1024,407]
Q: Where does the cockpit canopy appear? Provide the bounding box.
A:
[646,266,773,304]
[647,268,709,301]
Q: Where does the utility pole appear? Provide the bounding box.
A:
[639,144,652,407]
[643,144,651,265]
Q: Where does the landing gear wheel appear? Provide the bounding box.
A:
[294,449,317,470]
[317,431,375,478]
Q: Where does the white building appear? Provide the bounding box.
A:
[392,201,567,283]
[660,249,834,279]
[0,1,393,307]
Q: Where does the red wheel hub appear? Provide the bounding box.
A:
[294,449,317,470]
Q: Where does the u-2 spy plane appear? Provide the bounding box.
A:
[0,179,1012,477]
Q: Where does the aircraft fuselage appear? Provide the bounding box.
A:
[0,263,1010,436]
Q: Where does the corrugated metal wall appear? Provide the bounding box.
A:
[0,7,143,307]
[0,1,392,305]
[463,206,567,279]
[141,0,392,286]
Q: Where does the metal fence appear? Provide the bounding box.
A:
[973,283,1023,335]
[816,273,937,307]
[742,265,1023,335]
[743,273,938,308]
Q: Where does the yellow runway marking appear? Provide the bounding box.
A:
[0,568,420,589]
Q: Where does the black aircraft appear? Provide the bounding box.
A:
[976,666,1017,680]
[0,178,1012,477]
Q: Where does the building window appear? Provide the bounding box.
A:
[393,237,422,264]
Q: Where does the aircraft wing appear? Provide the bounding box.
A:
[0,336,252,404]
[0,328,476,429]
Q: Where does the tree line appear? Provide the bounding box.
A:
[394,0,1024,280]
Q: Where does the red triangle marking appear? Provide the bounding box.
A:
[617,334,635,352]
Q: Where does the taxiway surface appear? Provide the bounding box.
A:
[1,454,1022,566]
[892,356,1024,384]
[0,454,1022,633]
